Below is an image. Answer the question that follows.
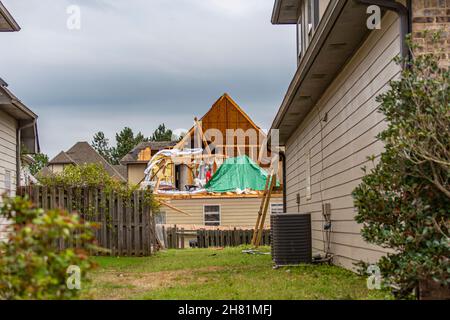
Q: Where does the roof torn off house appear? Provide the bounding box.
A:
[142,94,284,234]
[140,93,283,198]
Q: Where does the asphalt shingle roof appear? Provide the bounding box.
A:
[45,142,127,182]
[120,141,177,164]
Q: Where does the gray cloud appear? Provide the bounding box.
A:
[1,0,295,157]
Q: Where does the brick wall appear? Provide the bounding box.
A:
[412,0,450,66]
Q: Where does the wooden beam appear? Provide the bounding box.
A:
[251,174,271,245]
[195,119,212,157]
[154,177,162,192]
[254,174,276,248]
[150,159,168,181]
[157,199,192,216]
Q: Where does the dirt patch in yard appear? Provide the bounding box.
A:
[87,266,223,300]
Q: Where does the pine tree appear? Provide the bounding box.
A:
[91,131,113,164]
[110,127,148,164]
[150,124,173,141]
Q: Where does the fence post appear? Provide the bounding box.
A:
[133,191,139,256]
[180,228,185,249]
[162,225,166,249]
[173,225,177,249]
[126,196,132,256]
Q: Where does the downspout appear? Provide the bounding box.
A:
[280,151,287,213]
[267,145,287,213]
[356,0,410,59]
[16,120,36,189]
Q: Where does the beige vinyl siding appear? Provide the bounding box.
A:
[0,110,17,241]
[48,164,64,174]
[163,195,283,228]
[284,12,401,270]
[127,163,147,185]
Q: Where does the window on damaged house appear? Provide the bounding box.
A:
[204,205,220,226]
[271,203,284,215]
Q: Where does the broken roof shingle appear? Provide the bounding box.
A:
[121,141,178,164]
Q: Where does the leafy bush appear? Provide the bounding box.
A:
[38,163,159,211]
[353,43,449,298]
[38,163,116,189]
[0,196,98,300]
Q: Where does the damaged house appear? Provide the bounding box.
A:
[121,140,178,185]
[142,94,283,231]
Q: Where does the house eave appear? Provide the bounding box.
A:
[271,0,301,25]
[269,0,373,145]
[0,2,20,32]
[0,83,39,154]
[0,85,37,121]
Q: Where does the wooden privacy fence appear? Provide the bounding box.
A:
[18,186,157,256]
[198,228,271,248]
[162,226,271,249]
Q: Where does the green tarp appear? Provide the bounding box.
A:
[205,155,277,193]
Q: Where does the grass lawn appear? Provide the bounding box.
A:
[83,246,392,300]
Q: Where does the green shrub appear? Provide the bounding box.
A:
[0,196,98,300]
[353,42,449,298]
[38,163,119,189]
[38,163,159,212]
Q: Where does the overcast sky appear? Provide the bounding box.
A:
[1,0,295,158]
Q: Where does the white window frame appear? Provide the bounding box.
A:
[4,170,11,196]
[203,204,221,226]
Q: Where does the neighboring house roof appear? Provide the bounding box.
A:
[113,165,128,180]
[0,78,39,153]
[121,141,178,164]
[0,1,20,32]
[38,166,52,177]
[48,151,75,165]
[45,142,127,182]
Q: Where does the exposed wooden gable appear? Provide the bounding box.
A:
[200,93,263,135]
[176,93,266,154]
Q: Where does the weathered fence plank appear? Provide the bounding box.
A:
[160,226,271,249]
[18,186,156,257]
